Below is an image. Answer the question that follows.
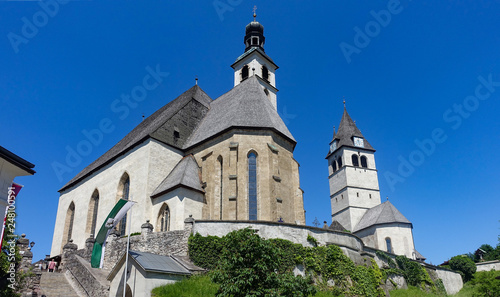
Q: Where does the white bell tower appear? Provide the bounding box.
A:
[327,106,381,231]
[231,12,279,110]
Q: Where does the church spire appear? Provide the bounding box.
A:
[244,7,265,52]
[330,106,375,154]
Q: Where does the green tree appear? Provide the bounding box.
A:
[210,228,316,297]
[469,270,500,297]
[449,255,476,282]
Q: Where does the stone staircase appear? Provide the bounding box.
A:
[39,271,80,297]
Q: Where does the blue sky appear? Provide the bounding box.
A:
[1,1,499,265]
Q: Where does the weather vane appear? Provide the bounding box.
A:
[253,5,257,21]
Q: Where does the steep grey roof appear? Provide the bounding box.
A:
[414,250,426,261]
[353,201,412,233]
[184,76,295,148]
[129,250,191,275]
[0,146,35,175]
[329,220,346,232]
[151,155,203,198]
[329,108,374,156]
[60,86,212,192]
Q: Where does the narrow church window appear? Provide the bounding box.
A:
[357,192,359,197]
[332,161,337,173]
[369,194,372,199]
[386,237,392,254]
[351,154,359,167]
[117,174,130,236]
[361,156,368,168]
[218,156,223,220]
[88,190,99,237]
[262,66,269,81]
[341,194,343,199]
[158,204,170,232]
[337,157,342,168]
[248,152,258,220]
[241,65,249,81]
[66,202,75,243]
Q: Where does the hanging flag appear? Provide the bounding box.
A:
[1,183,23,247]
[91,199,135,268]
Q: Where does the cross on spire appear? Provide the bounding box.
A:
[253,5,257,21]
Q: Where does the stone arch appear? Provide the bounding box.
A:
[351,154,359,167]
[360,156,368,168]
[116,172,130,236]
[157,203,171,232]
[85,189,100,238]
[62,201,75,249]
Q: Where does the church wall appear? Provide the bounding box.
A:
[151,187,204,231]
[51,139,183,256]
[370,224,415,258]
[188,129,304,224]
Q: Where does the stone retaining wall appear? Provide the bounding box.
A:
[476,260,500,272]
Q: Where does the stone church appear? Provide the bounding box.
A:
[51,16,421,262]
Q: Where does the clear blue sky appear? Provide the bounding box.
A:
[1,1,499,265]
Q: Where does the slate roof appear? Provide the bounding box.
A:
[328,107,374,156]
[0,146,35,175]
[353,201,412,233]
[414,250,426,261]
[184,76,295,148]
[151,155,204,198]
[329,220,346,232]
[59,85,212,192]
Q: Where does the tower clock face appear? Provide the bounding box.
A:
[330,140,337,153]
[353,137,364,147]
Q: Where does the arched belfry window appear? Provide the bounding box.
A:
[360,156,368,168]
[352,154,359,167]
[62,202,75,247]
[157,203,170,232]
[337,157,343,168]
[86,190,99,237]
[217,156,223,220]
[241,65,249,81]
[332,160,337,173]
[386,237,392,254]
[248,152,258,220]
[262,66,269,81]
[117,173,130,236]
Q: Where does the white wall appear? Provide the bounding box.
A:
[51,139,183,256]
[152,187,204,231]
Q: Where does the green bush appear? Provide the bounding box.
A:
[468,270,500,297]
[449,255,476,282]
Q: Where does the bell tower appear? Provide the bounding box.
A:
[231,10,279,110]
[326,106,381,231]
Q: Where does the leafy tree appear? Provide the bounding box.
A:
[210,228,316,297]
[468,270,500,297]
[449,255,476,282]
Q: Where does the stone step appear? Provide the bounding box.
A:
[39,271,80,297]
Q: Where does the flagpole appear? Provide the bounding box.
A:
[123,201,133,297]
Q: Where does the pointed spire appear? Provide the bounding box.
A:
[331,104,375,151]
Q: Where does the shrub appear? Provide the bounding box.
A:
[449,255,476,282]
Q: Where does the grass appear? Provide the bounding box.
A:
[390,285,475,297]
[151,274,219,297]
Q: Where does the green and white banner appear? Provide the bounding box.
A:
[91,199,135,268]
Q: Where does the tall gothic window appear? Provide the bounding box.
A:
[158,204,170,232]
[64,202,75,244]
[86,190,99,237]
[386,237,392,254]
[248,152,257,220]
[351,154,359,167]
[262,66,269,81]
[117,173,130,236]
[217,156,223,220]
[360,156,368,168]
[241,65,249,81]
